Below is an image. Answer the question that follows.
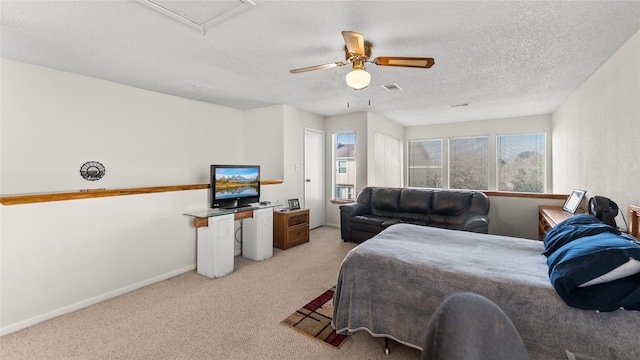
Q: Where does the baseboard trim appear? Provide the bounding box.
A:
[0,265,195,336]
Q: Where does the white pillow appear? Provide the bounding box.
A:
[579,257,640,287]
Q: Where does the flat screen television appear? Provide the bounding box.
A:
[210,165,260,209]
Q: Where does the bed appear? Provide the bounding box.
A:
[332,205,640,359]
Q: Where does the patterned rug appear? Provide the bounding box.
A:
[281,286,349,348]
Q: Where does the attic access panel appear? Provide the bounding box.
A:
[140,0,254,32]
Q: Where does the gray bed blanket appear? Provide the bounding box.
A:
[332,224,640,359]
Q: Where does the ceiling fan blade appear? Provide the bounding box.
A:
[342,31,365,55]
[373,57,435,68]
[290,62,345,74]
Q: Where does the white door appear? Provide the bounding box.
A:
[304,128,325,229]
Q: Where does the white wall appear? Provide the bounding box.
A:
[0,60,312,335]
[1,190,205,333]
[244,105,285,180]
[367,112,404,140]
[552,28,640,221]
[243,104,325,209]
[488,196,564,239]
[0,60,243,193]
[282,105,325,209]
[239,104,325,254]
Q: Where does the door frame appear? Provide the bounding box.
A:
[304,127,325,229]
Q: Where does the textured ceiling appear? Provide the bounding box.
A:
[2,1,640,126]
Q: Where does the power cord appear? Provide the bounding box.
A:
[619,211,629,233]
[235,221,243,244]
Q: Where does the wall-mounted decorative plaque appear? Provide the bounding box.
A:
[80,161,105,181]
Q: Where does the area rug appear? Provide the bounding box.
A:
[281,286,349,348]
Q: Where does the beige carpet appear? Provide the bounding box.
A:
[0,226,421,360]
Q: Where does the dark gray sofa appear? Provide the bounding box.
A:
[339,187,490,242]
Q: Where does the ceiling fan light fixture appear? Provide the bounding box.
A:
[346,68,371,90]
[290,31,433,90]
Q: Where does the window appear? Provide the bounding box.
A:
[449,136,489,190]
[497,133,545,193]
[408,132,546,192]
[335,185,353,200]
[334,132,356,201]
[337,160,347,174]
[407,139,442,188]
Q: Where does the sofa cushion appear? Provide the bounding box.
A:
[351,215,388,227]
[371,188,401,213]
[355,187,373,208]
[397,212,430,223]
[399,188,433,213]
[430,221,464,231]
[432,191,472,217]
[404,219,431,227]
[429,191,474,227]
[382,218,403,228]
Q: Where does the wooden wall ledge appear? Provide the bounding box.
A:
[331,191,568,205]
[483,191,567,200]
[0,180,284,205]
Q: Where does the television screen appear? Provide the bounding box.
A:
[211,165,260,209]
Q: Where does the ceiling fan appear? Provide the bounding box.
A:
[290,31,435,90]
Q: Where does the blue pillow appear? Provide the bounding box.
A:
[547,232,640,311]
[543,214,620,257]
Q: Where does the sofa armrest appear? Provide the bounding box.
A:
[463,215,490,234]
[340,202,369,217]
[340,202,370,241]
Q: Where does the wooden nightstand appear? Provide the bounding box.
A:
[538,205,584,240]
[273,209,310,250]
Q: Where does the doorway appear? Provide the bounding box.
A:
[304,128,325,229]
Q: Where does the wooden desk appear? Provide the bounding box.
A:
[538,205,584,240]
[628,205,640,239]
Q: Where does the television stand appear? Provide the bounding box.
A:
[184,204,276,278]
[228,205,255,212]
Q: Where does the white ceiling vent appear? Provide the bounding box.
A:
[140,0,255,33]
[381,83,403,92]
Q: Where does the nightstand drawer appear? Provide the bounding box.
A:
[288,213,309,227]
[287,225,309,244]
